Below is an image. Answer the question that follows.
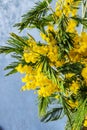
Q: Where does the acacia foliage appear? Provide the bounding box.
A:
[0,0,87,130]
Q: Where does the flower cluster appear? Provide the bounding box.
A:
[15,1,87,128]
[0,0,87,129]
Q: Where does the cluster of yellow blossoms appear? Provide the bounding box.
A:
[55,0,79,17]
[15,0,87,127]
[16,31,87,116]
[15,0,87,99]
[84,116,87,127]
[16,63,59,97]
[69,32,87,62]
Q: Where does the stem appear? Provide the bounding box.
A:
[45,0,57,21]
[81,0,87,32]
[45,0,54,13]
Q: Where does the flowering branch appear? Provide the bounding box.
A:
[0,0,87,130]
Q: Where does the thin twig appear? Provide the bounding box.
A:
[81,0,87,32]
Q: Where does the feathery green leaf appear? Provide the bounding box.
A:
[14,0,52,31]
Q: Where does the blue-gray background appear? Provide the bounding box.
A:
[0,0,66,130]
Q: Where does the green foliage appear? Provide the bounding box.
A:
[41,107,63,122]
[39,55,58,84]
[72,99,87,130]
[0,0,87,130]
[3,60,25,76]
[57,62,84,75]
[38,96,50,116]
[71,16,87,29]
[4,62,19,76]
[14,0,52,31]
[61,96,73,126]
[65,99,87,130]
[78,85,87,100]
[0,33,28,55]
[55,15,75,58]
[0,33,28,76]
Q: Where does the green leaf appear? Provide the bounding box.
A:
[5,69,17,76]
[10,33,28,46]
[4,63,17,70]
[40,55,58,84]
[0,46,21,54]
[72,99,87,130]
[41,107,63,122]
[61,96,72,126]
[58,81,65,92]
[57,62,84,75]
[14,0,52,31]
[0,33,29,55]
[4,62,21,76]
[38,96,50,117]
[65,98,87,130]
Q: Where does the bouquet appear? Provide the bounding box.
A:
[0,0,87,129]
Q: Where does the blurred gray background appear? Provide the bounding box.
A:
[0,0,66,130]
